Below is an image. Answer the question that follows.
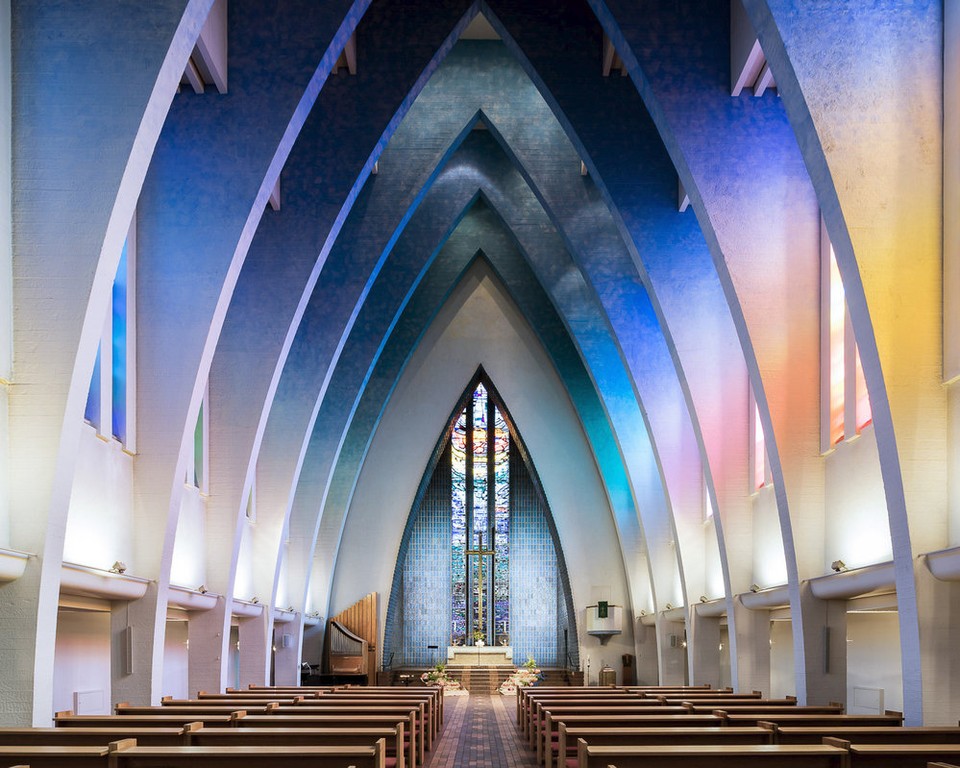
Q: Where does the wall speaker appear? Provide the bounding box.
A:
[121,626,133,675]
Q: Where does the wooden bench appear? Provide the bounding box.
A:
[525,697,653,740]
[107,736,386,768]
[187,724,405,768]
[686,704,841,716]
[0,728,187,747]
[518,688,621,726]
[774,726,960,745]
[575,740,849,768]
[554,726,772,768]
[292,695,438,742]
[55,714,238,729]
[115,705,275,716]
[534,707,689,761]
[270,704,428,753]
[724,713,903,728]
[328,688,444,729]
[0,745,110,768]
[521,692,639,732]
[235,712,419,768]
[831,740,960,768]
[664,697,793,707]
[648,692,765,702]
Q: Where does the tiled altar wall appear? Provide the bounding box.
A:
[384,442,578,668]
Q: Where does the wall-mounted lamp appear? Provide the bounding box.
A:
[251,596,260,604]
[110,561,127,574]
[197,584,208,594]
[638,609,647,617]
[749,583,761,593]
[699,595,708,603]
[664,603,673,610]
[831,560,847,573]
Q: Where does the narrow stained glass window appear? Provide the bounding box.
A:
[451,378,510,647]
[451,409,468,646]
[112,241,128,443]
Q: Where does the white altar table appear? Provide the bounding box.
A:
[446,645,513,666]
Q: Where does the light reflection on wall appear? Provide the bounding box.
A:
[752,489,788,588]
[63,428,133,569]
[170,487,206,587]
[233,518,255,600]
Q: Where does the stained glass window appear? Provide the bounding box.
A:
[451,378,509,647]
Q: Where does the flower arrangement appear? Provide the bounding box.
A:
[420,662,463,693]
[499,655,542,695]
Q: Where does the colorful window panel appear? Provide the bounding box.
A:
[451,409,468,644]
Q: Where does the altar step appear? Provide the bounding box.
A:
[448,665,511,693]
[382,666,584,690]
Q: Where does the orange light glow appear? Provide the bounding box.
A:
[829,246,846,445]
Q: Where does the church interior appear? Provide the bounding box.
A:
[2,0,959,740]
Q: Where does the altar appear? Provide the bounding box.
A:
[447,645,513,666]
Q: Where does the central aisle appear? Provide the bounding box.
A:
[425,693,540,768]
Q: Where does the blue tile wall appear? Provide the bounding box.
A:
[383,403,578,670]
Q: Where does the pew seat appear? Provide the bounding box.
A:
[187,725,405,768]
[109,738,386,768]
[774,726,960,745]
[0,728,186,747]
[842,742,960,768]
[575,740,848,768]
[554,726,772,768]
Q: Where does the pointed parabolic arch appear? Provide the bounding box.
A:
[285,44,719,681]
[258,34,724,680]
[380,366,580,669]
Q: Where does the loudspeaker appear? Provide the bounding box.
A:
[121,626,133,675]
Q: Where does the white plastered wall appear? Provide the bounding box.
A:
[329,261,636,676]
[52,609,111,717]
[823,428,890,569]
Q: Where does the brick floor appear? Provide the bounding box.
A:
[424,693,540,768]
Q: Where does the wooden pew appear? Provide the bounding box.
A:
[774,726,960,745]
[0,746,109,768]
[115,705,275,716]
[554,726,772,768]
[685,704,841,715]
[518,687,620,727]
[194,692,321,700]
[0,728,187,747]
[186,725,405,768]
[649,691,765,701]
[236,713,418,768]
[520,690,636,730]
[575,740,849,768]
[329,687,443,730]
[524,696,648,740]
[830,740,960,768]
[159,699,291,709]
[534,706,688,762]
[723,713,903,728]
[271,704,428,754]
[55,713,239,729]
[664,697,792,707]
[293,695,437,742]
[108,736,386,768]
